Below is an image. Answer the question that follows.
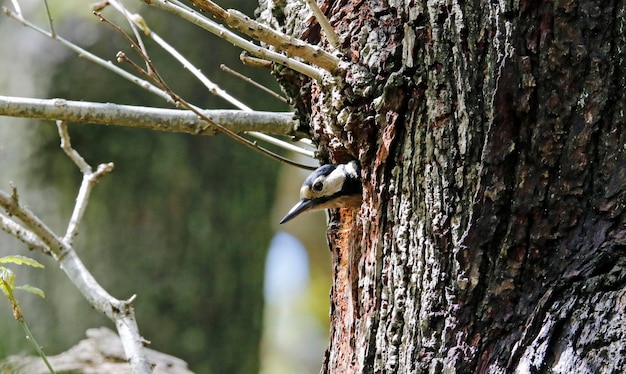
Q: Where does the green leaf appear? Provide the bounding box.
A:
[0,269,15,299]
[0,255,45,268]
[0,267,16,289]
[0,280,9,298]
[14,285,45,299]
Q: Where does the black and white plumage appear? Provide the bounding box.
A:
[280,160,362,224]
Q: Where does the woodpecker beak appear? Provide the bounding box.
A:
[279,199,315,224]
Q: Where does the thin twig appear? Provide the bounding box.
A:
[116,52,317,170]
[8,0,22,17]
[120,13,252,110]
[5,2,316,160]
[95,11,171,91]
[57,121,91,174]
[111,2,152,74]
[140,0,326,81]
[220,64,289,104]
[3,5,174,104]
[302,0,341,50]
[57,121,115,246]
[42,0,55,37]
[121,14,314,158]
[5,1,317,164]
[239,52,273,68]
[100,12,317,169]
[0,278,57,373]
[64,164,112,245]
[17,311,57,373]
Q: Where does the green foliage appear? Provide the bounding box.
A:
[0,255,45,268]
[0,268,15,298]
[0,255,54,374]
[0,255,46,301]
[14,285,46,299]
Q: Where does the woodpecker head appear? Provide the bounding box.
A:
[280,160,362,224]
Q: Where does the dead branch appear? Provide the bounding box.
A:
[301,0,341,50]
[108,19,317,169]
[0,125,153,373]
[0,213,48,253]
[189,0,341,73]
[56,121,115,246]
[0,96,299,137]
[139,0,326,80]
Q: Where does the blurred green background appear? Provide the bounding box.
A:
[0,1,331,373]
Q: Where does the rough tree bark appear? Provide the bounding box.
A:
[260,0,625,372]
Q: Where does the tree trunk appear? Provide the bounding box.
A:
[261,0,626,372]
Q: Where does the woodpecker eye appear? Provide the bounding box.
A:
[312,180,324,192]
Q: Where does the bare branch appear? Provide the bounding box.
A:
[57,121,115,246]
[189,0,340,73]
[0,96,299,136]
[139,0,327,81]
[301,0,341,50]
[5,2,318,161]
[61,250,151,374]
[138,19,252,109]
[108,21,317,169]
[0,187,152,373]
[99,9,316,163]
[117,52,317,169]
[0,191,67,260]
[220,64,289,104]
[8,0,22,17]
[57,120,91,174]
[123,16,315,158]
[187,0,227,19]
[42,0,55,37]
[111,2,152,74]
[2,5,174,104]
[63,163,114,246]
[0,213,48,254]
[240,52,273,68]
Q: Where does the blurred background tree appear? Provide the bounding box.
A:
[0,1,330,373]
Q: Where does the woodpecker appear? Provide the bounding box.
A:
[280,160,362,224]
